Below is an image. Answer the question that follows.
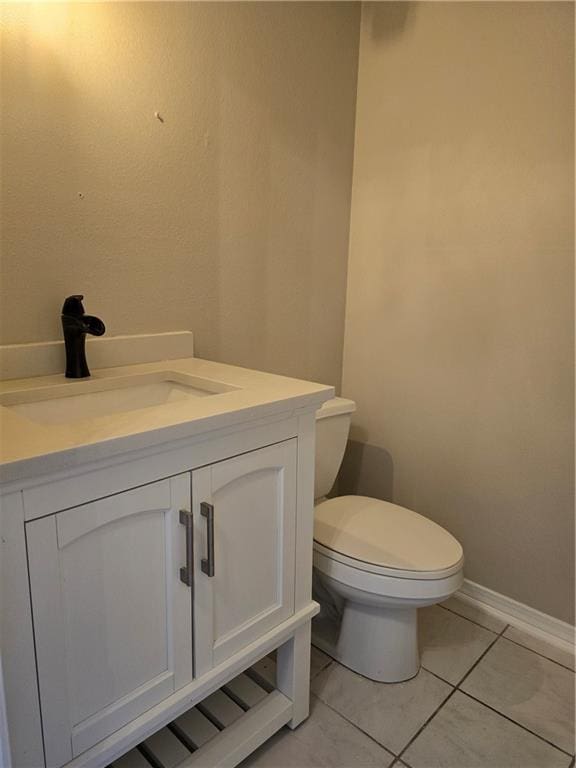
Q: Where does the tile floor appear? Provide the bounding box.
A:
[242,598,575,768]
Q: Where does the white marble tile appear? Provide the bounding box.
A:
[504,626,575,671]
[240,696,395,767]
[403,691,572,768]
[461,638,575,754]
[419,605,497,684]
[310,645,333,680]
[441,596,508,633]
[311,661,452,754]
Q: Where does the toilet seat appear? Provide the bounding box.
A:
[313,545,463,603]
[314,495,464,581]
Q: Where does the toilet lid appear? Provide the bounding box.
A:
[314,496,463,573]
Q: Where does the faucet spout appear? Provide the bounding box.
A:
[61,295,105,378]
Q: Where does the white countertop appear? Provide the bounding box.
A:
[0,357,333,486]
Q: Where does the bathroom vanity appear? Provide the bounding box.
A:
[0,333,332,768]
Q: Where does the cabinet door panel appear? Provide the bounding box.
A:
[26,476,193,767]
[212,467,286,641]
[193,440,296,673]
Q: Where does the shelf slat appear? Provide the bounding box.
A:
[111,749,151,768]
[197,690,244,729]
[181,690,291,768]
[171,708,219,750]
[246,656,276,691]
[141,728,189,768]
[223,673,268,709]
[109,659,288,768]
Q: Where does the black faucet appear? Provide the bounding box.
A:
[61,295,106,378]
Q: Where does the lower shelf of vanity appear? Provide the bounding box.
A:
[109,657,280,768]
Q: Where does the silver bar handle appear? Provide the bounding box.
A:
[201,502,215,577]
[179,509,193,587]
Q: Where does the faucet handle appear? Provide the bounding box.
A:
[84,315,106,336]
[62,295,85,317]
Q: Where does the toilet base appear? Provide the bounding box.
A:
[312,543,463,683]
[312,601,420,683]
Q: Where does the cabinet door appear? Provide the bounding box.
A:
[193,440,297,674]
[26,476,193,767]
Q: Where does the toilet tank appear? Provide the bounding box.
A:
[315,397,356,500]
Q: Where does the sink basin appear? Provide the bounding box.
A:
[0,371,239,425]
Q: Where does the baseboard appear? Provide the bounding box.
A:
[457,579,575,653]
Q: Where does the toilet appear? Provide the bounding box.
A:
[312,397,464,683]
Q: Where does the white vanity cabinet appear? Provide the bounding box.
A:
[14,437,303,768]
[0,346,331,768]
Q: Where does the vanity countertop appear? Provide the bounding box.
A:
[0,357,333,485]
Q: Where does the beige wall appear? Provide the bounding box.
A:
[2,1,573,623]
[0,2,360,388]
[341,2,575,623]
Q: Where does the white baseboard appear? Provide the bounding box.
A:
[0,331,195,381]
[457,579,575,653]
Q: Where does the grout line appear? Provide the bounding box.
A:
[313,629,492,761]
[438,603,503,635]
[311,662,333,680]
[310,649,334,680]
[458,690,575,758]
[313,651,414,686]
[313,618,574,763]
[420,664,458,686]
[395,687,458,761]
[396,626,505,761]
[451,624,575,757]
[442,602,576,672]
[499,635,576,673]
[453,621,508,689]
[313,694,401,759]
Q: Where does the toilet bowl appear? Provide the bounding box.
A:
[312,399,464,682]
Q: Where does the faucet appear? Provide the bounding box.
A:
[61,295,106,378]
